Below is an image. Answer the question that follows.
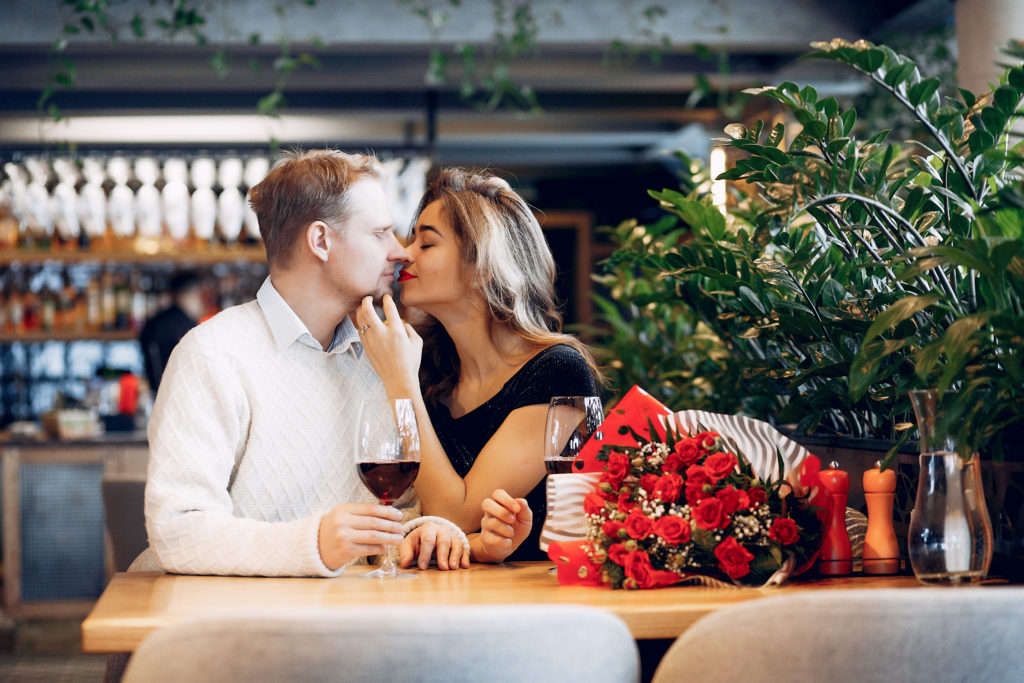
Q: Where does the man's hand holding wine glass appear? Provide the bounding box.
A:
[317,503,404,571]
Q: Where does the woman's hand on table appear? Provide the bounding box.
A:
[355,295,423,398]
[318,503,404,571]
[399,521,471,571]
[475,489,533,563]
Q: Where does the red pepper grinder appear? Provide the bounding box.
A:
[862,461,900,574]
[818,460,852,575]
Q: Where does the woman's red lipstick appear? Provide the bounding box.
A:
[398,270,416,282]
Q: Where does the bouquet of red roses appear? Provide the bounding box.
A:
[583,425,822,589]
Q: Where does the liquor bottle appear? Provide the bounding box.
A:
[52,158,82,251]
[79,157,108,249]
[243,156,269,241]
[101,268,117,330]
[134,157,163,244]
[162,158,191,247]
[22,277,40,332]
[7,278,25,334]
[130,271,148,331]
[24,157,54,249]
[190,158,217,249]
[62,272,84,332]
[0,180,19,250]
[40,283,56,332]
[2,162,29,249]
[217,157,245,245]
[115,270,131,330]
[86,276,102,332]
[107,156,136,247]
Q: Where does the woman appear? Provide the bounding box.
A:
[356,167,602,563]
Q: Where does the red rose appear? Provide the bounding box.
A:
[748,487,768,506]
[696,431,720,452]
[694,497,728,530]
[608,542,630,566]
[622,550,681,589]
[583,491,608,515]
[704,451,738,481]
[602,520,627,540]
[653,515,692,545]
[663,450,685,473]
[664,441,701,472]
[716,485,747,514]
[685,464,710,487]
[605,451,630,488]
[684,465,712,504]
[625,508,654,540]
[769,517,800,545]
[679,439,704,465]
[623,551,654,588]
[639,473,659,495]
[652,472,684,503]
[714,537,755,580]
[617,489,636,513]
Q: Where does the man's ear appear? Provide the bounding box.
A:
[306,221,332,263]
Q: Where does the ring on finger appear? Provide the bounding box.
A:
[359,323,370,334]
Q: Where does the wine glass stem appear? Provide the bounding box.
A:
[379,543,398,576]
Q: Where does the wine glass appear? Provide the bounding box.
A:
[543,396,604,475]
[540,396,604,556]
[355,398,421,579]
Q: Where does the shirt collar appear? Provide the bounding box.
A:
[256,277,362,356]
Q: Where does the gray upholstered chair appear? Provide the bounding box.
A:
[122,604,640,683]
[652,587,1024,683]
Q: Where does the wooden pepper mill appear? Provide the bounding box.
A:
[862,461,900,574]
[818,460,852,575]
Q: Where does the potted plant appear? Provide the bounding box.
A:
[590,38,1024,566]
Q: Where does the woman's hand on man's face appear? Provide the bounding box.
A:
[355,294,423,397]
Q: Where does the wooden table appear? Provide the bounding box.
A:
[81,561,924,653]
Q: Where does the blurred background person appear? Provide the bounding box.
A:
[138,270,205,392]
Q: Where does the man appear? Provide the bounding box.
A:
[138,269,205,392]
[144,150,463,576]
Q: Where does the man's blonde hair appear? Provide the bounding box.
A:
[248,149,384,267]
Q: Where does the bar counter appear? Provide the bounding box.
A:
[82,562,923,653]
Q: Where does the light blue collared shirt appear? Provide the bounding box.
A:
[255,277,362,357]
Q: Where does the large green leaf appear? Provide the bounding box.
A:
[861,293,942,347]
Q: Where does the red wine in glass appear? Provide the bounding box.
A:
[544,459,576,475]
[355,398,421,579]
[357,461,420,505]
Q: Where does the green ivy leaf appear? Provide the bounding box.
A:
[765,122,785,147]
[907,77,941,106]
[993,85,1019,115]
[1008,67,1024,90]
[737,286,766,315]
[981,107,1006,135]
[968,129,995,156]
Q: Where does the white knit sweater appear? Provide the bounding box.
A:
[145,281,413,577]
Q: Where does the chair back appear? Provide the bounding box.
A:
[652,587,1024,683]
[123,603,640,683]
[102,478,148,573]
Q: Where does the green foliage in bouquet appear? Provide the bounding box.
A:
[583,424,822,588]
[593,39,1024,463]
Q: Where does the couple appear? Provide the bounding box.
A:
[143,149,602,576]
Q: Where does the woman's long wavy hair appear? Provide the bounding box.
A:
[412,167,604,403]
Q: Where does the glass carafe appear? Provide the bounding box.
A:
[907,389,993,584]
